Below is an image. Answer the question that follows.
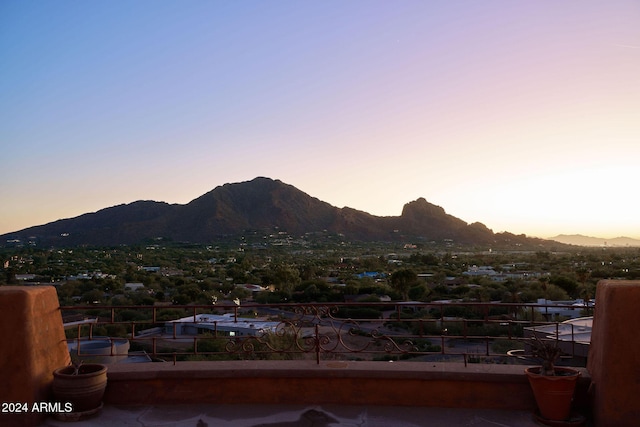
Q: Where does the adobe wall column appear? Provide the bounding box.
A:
[0,286,70,427]
[587,280,640,427]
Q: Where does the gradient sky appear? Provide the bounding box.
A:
[2,1,639,239]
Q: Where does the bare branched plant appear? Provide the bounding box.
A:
[529,333,562,376]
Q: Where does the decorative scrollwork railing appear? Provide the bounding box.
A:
[61,301,591,365]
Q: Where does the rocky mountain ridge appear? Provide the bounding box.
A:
[2,177,558,248]
[549,234,640,247]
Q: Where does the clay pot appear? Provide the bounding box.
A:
[52,364,107,413]
[525,366,580,421]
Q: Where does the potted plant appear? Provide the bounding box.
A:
[524,333,580,422]
[52,360,108,414]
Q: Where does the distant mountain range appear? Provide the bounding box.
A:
[2,177,565,248]
[549,235,640,247]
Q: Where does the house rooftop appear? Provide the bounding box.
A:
[166,313,280,336]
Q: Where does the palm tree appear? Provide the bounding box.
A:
[576,269,592,315]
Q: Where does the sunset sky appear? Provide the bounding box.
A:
[2,1,639,239]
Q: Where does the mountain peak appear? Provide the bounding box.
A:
[401,198,446,218]
[1,177,560,248]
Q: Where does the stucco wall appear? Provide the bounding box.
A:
[588,280,640,427]
[0,286,70,427]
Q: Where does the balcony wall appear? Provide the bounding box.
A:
[103,360,591,413]
[1,285,609,426]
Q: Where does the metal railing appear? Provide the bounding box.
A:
[60,301,592,365]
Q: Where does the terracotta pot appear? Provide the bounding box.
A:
[525,366,580,421]
[52,364,107,413]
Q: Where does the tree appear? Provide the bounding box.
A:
[545,284,570,301]
[576,268,592,302]
[551,276,578,298]
[82,289,104,304]
[408,284,430,301]
[390,269,418,301]
[270,265,301,298]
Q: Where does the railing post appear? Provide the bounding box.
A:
[570,323,575,357]
[530,306,534,325]
[75,324,81,358]
[315,324,320,365]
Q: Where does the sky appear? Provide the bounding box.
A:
[1,1,639,239]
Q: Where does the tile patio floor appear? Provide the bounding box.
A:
[42,403,553,427]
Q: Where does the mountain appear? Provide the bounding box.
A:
[550,234,640,247]
[1,177,558,248]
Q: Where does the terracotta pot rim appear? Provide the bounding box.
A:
[54,363,108,377]
[525,366,581,378]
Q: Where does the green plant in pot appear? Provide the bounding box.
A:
[524,333,580,422]
[52,360,108,414]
